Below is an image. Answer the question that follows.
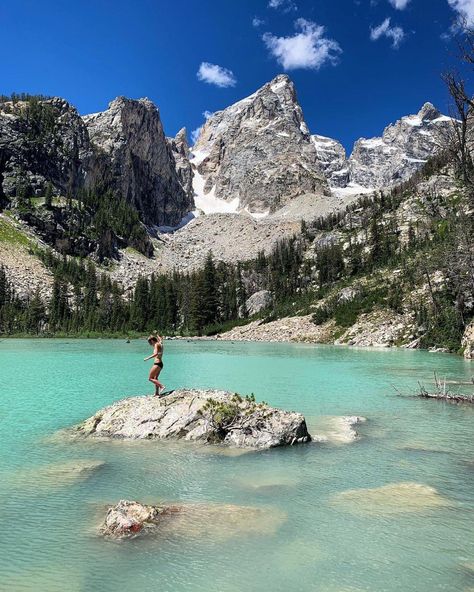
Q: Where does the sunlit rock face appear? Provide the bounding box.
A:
[311,134,349,188]
[167,127,194,201]
[83,97,194,226]
[347,103,453,189]
[192,74,330,214]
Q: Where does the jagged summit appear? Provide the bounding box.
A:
[83,96,193,225]
[192,74,329,214]
[346,102,452,189]
[418,102,442,121]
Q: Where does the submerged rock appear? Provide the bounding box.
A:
[100,499,286,540]
[332,482,451,515]
[101,499,173,538]
[11,459,105,489]
[308,415,366,444]
[72,389,311,449]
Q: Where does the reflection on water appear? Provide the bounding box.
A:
[0,339,473,592]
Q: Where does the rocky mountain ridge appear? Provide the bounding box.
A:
[191,74,330,215]
[346,102,453,189]
[0,95,193,229]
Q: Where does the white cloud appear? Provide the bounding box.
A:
[252,16,265,27]
[388,0,411,8]
[370,17,405,48]
[268,0,297,12]
[197,62,237,88]
[262,19,342,71]
[447,0,474,27]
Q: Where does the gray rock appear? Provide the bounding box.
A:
[167,127,194,202]
[0,97,93,199]
[311,134,349,188]
[462,321,474,360]
[83,97,194,226]
[348,103,453,188]
[241,290,273,317]
[100,499,170,538]
[72,389,311,449]
[192,74,330,213]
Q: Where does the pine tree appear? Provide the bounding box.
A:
[44,182,53,208]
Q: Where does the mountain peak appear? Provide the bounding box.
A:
[418,102,441,121]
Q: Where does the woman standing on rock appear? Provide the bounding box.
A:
[144,334,165,396]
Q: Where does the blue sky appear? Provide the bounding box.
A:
[1,0,471,152]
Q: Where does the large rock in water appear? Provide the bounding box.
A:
[72,389,311,448]
[101,499,171,538]
[100,499,286,540]
[192,74,329,213]
[83,97,194,226]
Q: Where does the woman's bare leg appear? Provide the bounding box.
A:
[149,366,165,396]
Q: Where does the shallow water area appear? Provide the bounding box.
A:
[0,339,473,592]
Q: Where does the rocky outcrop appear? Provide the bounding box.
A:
[241,290,273,317]
[72,389,311,448]
[101,499,173,538]
[219,314,336,343]
[84,97,193,226]
[192,75,329,213]
[100,499,286,540]
[0,97,93,199]
[348,103,453,188]
[335,308,416,348]
[311,134,349,188]
[462,321,474,360]
[167,127,194,201]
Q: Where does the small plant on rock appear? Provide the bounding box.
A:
[200,394,268,440]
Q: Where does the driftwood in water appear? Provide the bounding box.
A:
[417,372,474,404]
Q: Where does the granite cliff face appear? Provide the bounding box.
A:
[311,134,349,188]
[167,127,194,201]
[192,74,330,213]
[0,97,92,201]
[84,97,193,226]
[347,103,453,189]
[0,96,195,228]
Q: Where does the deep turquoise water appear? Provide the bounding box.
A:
[0,339,473,592]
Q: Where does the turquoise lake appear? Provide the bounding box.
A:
[0,339,473,592]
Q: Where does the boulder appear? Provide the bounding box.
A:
[241,290,273,317]
[72,389,311,449]
[100,499,171,538]
[462,321,474,360]
[100,499,286,540]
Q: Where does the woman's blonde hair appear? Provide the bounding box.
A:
[147,334,158,343]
